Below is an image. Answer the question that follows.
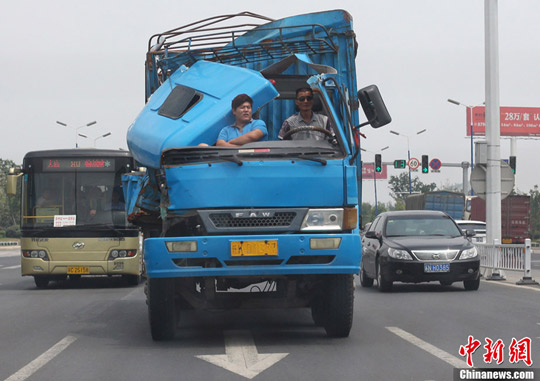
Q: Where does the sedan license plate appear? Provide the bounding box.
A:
[67,266,89,274]
[424,263,450,273]
[231,240,278,257]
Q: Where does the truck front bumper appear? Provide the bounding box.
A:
[144,233,360,278]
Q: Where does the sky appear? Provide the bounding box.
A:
[1,0,539,204]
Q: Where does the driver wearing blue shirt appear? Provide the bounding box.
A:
[216,94,268,147]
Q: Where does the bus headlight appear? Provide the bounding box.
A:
[23,250,49,261]
[108,250,136,260]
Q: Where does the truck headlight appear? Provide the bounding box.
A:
[300,209,344,231]
[460,247,478,259]
[387,248,413,260]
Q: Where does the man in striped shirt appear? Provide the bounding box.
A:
[278,87,332,141]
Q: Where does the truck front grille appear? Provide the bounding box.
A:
[198,208,307,233]
[210,212,296,228]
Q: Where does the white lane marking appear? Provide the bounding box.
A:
[386,327,467,368]
[4,336,77,381]
[121,288,142,300]
[3,265,21,270]
[196,330,288,379]
[483,280,540,292]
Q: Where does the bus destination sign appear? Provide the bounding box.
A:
[43,158,115,171]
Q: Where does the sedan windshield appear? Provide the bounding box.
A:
[385,216,462,237]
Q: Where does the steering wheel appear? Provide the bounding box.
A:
[282,126,334,140]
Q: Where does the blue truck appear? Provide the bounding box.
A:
[124,10,391,340]
[405,191,466,220]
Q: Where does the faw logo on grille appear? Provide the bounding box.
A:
[234,211,274,218]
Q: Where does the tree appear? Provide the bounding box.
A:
[0,158,21,236]
[530,185,540,240]
[388,172,437,201]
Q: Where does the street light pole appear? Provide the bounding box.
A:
[390,129,427,195]
[56,120,97,148]
[94,132,112,147]
[447,99,476,172]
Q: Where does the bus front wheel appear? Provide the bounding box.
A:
[147,278,177,341]
[34,276,49,289]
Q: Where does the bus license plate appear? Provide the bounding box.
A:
[231,240,278,257]
[67,266,89,274]
[424,263,450,273]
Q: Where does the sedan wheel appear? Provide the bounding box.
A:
[360,261,374,288]
[463,277,480,291]
[377,261,392,292]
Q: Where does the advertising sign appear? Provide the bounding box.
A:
[362,164,387,180]
[466,106,540,137]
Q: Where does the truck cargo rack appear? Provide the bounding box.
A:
[145,12,339,96]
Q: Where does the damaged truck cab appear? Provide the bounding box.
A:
[124,10,391,340]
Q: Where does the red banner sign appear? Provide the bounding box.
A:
[362,164,388,180]
[466,106,540,137]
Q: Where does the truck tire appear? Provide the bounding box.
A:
[311,297,326,327]
[34,276,49,289]
[147,278,176,341]
[322,274,354,338]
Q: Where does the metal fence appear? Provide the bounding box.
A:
[476,238,538,285]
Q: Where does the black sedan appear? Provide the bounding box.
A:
[360,210,480,292]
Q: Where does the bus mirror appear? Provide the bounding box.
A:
[357,85,392,128]
[7,168,22,195]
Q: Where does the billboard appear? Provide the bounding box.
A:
[362,164,388,180]
[466,106,540,137]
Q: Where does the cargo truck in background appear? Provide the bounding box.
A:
[405,191,466,220]
[123,10,392,340]
[466,195,530,244]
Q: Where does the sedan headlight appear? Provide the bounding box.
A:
[387,248,413,260]
[460,247,478,259]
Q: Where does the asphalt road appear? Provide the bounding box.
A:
[1,247,538,381]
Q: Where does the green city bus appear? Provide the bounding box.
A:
[8,149,142,288]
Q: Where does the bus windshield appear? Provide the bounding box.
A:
[22,156,131,229]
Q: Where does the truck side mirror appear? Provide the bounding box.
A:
[358,85,392,128]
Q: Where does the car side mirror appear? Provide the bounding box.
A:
[365,231,378,239]
[465,229,476,237]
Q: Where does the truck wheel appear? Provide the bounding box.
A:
[463,277,480,291]
[34,276,49,289]
[147,278,177,341]
[359,261,374,288]
[322,274,354,338]
[311,297,326,327]
[377,261,392,292]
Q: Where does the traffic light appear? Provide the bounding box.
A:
[509,156,516,174]
[375,154,382,173]
[393,159,407,169]
[422,155,429,173]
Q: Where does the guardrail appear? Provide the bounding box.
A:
[0,241,19,246]
[476,238,538,285]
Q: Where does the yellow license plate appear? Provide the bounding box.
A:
[67,266,89,274]
[231,240,278,257]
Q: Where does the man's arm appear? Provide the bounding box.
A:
[226,129,264,146]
